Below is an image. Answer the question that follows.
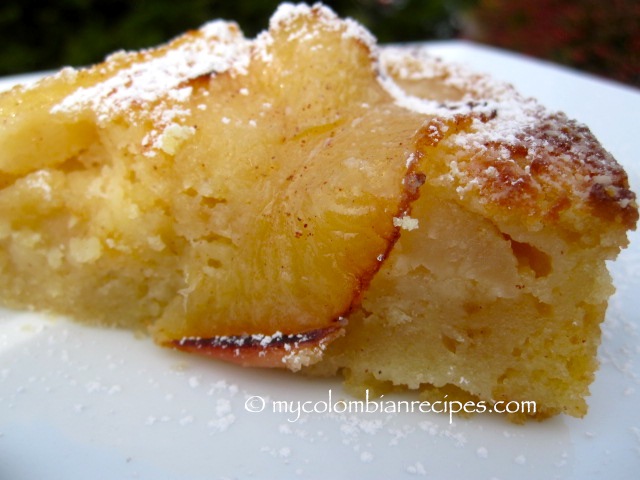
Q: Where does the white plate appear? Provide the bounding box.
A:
[1,41,639,480]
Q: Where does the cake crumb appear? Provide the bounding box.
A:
[514,454,527,465]
[406,461,427,476]
[476,446,489,459]
[393,215,419,231]
[360,451,374,463]
[158,124,195,155]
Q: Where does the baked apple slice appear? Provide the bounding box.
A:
[150,5,431,368]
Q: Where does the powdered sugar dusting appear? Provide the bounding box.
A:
[50,21,250,155]
[268,2,376,51]
[53,21,248,121]
[377,50,562,211]
[252,2,377,67]
[379,44,636,224]
[379,44,540,129]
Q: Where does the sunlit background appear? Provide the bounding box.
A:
[1,0,638,87]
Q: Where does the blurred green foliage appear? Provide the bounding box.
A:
[0,0,475,75]
[1,0,636,86]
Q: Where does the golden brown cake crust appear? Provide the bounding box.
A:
[380,45,637,238]
[417,111,638,231]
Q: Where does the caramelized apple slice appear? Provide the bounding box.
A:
[174,325,345,370]
[149,6,430,357]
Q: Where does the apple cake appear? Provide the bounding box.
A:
[305,45,638,419]
[0,3,636,419]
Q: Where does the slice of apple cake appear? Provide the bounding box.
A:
[0,3,636,419]
[0,4,434,368]
[306,45,638,419]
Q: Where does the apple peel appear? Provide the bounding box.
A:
[173,325,345,370]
